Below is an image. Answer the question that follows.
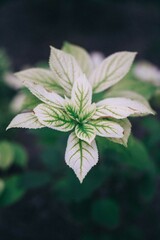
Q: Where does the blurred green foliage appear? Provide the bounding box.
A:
[0,49,160,240]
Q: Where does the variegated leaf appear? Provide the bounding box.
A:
[34,103,75,132]
[109,118,131,146]
[64,99,79,121]
[79,103,96,122]
[89,51,137,93]
[71,74,92,114]
[75,123,96,143]
[7,112,44,130]
[62,42,93,75]
[49,46,83,95]
[90,119,124,138]
[94,97,155,119]
[65,132,98,183]
[15,68,64,95]
[64,100,96,123]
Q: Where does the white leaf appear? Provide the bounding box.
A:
[34,103,75,132]
[62,42,93,75]
[10,92,27,113]
[65,132,98,183]
[75,123,96,144]
[4,73,23,90]
[104,90,155,116]
[16,69,65,108]
[94,97,155,119]
[89,51,137,93]
[49,46,83,95]
[133,61,160,86]
[71,74,92,114]
[90,119,124,138]
[7,112,44,130]
[15,68,64,94]
[90,51,105,68]
[108,118,131,146]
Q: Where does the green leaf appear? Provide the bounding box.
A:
[0,175,26,207]
[75,123,96,143]
[34,103,75,132]
[12,143,28,168]
[138,174,156,202]
[126,136,156,172]
[0,179,5,195]
[19,171,52,190]
[89,51,137,93]
[110,75,156,100]
[62,42,92,75]
[91,199,120,228]
[65,132,98,183]
[49,46,83,95]
[0,141,14,170]
[54,165,109,202]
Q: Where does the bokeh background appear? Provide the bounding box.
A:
[0,0,160,240]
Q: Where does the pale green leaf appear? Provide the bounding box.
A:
[108,75,156,100]
[108,118,131,146]
[34,103,75,132]
[75,123,96,143]
[93,97,155,119]
[0,141,14,170]
[90,119,124,138]
[49,46,83,95]
[7,112,44,130]
[15,68,64,95]
[62,42,92,75]
[71,74,92,114]
[65,132,98,183]
[89,51,137,93]
[0,179,5,195]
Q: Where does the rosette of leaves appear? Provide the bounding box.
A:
[7,43,154,182]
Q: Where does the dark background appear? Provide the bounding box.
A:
[0,1,160,240]
[0,0,160,70]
